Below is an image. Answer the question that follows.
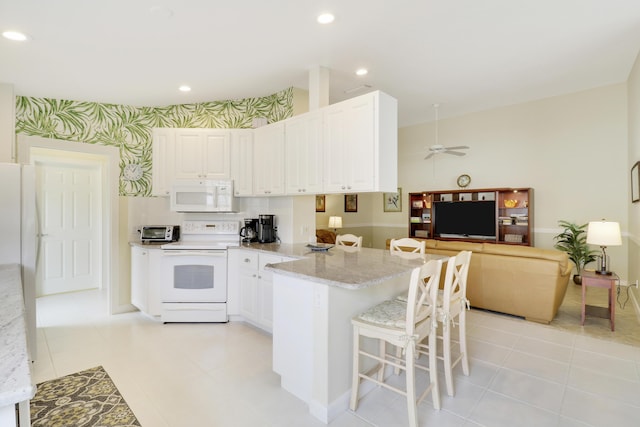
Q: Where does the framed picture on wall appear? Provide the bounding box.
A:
[316,195,326,212]
[383,188,402,212]
[632,162,640,203]
[345,194,358,212]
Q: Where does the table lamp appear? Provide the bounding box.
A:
[328,216,342,233]
[586,220,621,275]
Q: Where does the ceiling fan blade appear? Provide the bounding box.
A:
[445,151,466,156]
[445,145,469,150]
[424,152,435,160]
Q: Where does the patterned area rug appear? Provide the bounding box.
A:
[30,366,141,427]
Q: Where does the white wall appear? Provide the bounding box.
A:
[393,84,629,279]
[627,51,640,288]
[0,83,15,162]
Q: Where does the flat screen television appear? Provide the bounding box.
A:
[433,200,496,240]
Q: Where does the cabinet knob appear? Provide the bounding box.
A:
[244,258,250,263]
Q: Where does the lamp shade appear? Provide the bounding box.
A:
[328,216,342,229]
[586,221,622,246]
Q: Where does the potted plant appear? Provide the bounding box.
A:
[553,220,598,284]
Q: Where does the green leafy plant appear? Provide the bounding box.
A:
[553,221,598,277]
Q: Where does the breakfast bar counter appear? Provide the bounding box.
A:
[261,245,446,424]
[247,242,436,288]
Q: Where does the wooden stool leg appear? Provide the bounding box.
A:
[405,343,418,427]
[350,326,361,411]
[443,321,454,396]
[459,310,469,376]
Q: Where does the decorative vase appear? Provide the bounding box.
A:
[573,275,582,285]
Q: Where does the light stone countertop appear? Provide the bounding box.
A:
[233,243,447,289]
[0,264,36,407]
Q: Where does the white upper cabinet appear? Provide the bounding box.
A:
[285,111,324,195]
[230,130,254,196]
[253,122,285,196]
[151,128,176,196]
[323,91,398,193]
[174,129,231,180]
[151,90,397,197]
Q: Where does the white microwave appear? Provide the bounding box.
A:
[170,180,237,212]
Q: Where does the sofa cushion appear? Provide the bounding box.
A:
[316,229,336,244]
[480,244,569,271]
[433,240,484,253]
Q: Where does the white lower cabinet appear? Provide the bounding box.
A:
[228,249,291,332]
[130,245,162,316]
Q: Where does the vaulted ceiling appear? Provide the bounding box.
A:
[2,0,640,127]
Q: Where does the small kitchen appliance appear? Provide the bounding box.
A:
[139,225,180,243]
[257,214,277,243]
[239,218,258,243]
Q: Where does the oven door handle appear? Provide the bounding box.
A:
[162,250,227,257]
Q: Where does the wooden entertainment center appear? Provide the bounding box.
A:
[408,188,533,246]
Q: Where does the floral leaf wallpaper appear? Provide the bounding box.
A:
[15,88,294,196]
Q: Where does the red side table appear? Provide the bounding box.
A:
[581,270,618,331]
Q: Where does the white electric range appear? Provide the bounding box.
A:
[160,220,239,323]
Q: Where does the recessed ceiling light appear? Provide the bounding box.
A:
[355,68,368,76]
[179,85,191,92]
[317,13,335,24]
[2,31,30,41]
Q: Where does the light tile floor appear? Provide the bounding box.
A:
[32,284,640,427]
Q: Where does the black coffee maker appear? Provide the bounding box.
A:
[257,214,276,243]
[240,218,258,243]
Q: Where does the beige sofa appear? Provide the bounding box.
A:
[387,239,574,324]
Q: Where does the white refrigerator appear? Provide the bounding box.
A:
[0,162,37,360]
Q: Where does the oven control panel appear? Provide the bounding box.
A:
[181,220,239,235]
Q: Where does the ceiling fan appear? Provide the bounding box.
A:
[424,104,469,160]
[424,144,470,160]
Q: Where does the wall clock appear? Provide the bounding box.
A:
[123,163,143,181]
[457,174,471,188]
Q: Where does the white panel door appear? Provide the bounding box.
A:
[36,162,101,296]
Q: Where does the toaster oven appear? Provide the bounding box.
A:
[140,225,180,243]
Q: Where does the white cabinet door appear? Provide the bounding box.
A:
[147,249,163,316]
[174,129,231,180]
[253,123,285,196]
[323,91,398,193]
[229,249,288,332]
[130,246,148,312]
[235,251,259,323]
[151,128,175,196]
[323,94,374,192]
[285,111,323,195]
[174,129,203,179]
[257,253,283,332]
[202,131,231,179]
[130,246,162,316]
[230,130,254,196]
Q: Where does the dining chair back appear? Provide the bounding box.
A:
[336,234,363,247]
[389,237,426,254]
[437,250,472,396]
